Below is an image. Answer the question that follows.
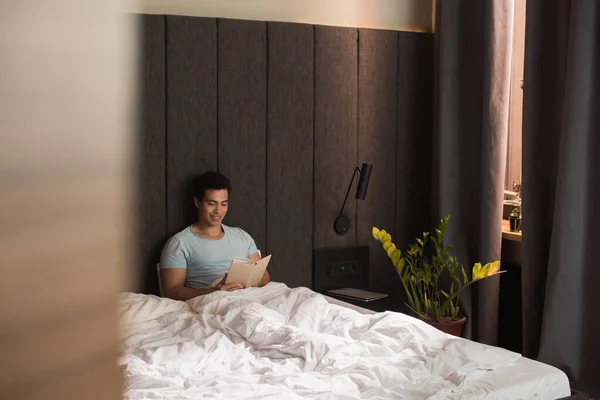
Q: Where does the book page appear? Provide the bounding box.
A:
[225,255,271,287]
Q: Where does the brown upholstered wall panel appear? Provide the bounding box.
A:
[166,16,217,236]
[355,29,400,297]
[267,22,314,288]
[314,26,358,248]
[138,15,166,295]
[396,32,434,247]
[138,14,435,293]
[218,19,267,251]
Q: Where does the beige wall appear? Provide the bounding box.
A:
[506,0,526,190]
[126,0,434,32]
[0,0,135,399]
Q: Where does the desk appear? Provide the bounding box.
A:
[502,219,522,242]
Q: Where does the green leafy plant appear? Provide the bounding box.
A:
[510,184,523,219]
[510,203,521,219]
[372,214,504,323]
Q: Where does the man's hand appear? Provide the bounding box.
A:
[254,271,270,287]
[219,283,243,291]
[214,274,243,292]
[162,268,237,301]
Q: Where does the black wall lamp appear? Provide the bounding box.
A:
[334,163,373,235]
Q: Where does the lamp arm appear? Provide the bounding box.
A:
[338,167,361,217]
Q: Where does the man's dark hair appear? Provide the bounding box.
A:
[193,171,231,201]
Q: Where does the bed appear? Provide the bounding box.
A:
[118,282,571,399]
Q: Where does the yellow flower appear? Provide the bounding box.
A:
[472,262,484,280]
[381,233,392,244]
[372,225,406,275]
[487,260,501,274]
[395,257,406,275]
[473,261,503,281]
[377,229,390,243]
[481,262,493,278]
[391,249,401,266]
[372,227,381,240]
[386,243,397,258]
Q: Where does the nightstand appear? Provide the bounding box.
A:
[312,246,410,315]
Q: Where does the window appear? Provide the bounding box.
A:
[505,1,526,194]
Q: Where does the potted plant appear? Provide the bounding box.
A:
[372,214,504,336]
[509,201,522,232]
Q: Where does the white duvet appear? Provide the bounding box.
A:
[118,283,567,399]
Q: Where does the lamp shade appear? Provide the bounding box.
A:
[355,163,372,200]
[334,162,374,235]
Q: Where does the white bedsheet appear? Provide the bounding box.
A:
[119,282,570,399]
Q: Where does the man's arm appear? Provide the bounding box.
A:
[249,252,270,287]
[161,268,242,301]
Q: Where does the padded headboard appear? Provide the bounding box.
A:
[138,15,434,296]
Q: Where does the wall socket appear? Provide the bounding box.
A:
[328,261,361,277]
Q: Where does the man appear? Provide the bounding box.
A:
[159,171,270,301]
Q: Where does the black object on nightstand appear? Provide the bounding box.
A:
[328,294,403,313]
[312,246,406,313]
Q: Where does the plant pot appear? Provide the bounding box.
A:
[509,215,521,232]
[427,316,467,337]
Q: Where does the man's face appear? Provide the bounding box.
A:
[195,189,229,226]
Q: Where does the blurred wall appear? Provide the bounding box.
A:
[126,0,434,32]
[0,1,135,399]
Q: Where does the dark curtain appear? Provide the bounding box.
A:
[433,0,514,344]
[522,0,600,396]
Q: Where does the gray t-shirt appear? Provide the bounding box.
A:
[159,224,258,288]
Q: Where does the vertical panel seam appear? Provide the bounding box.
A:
[396,32,400,241]
[355,28,360,246]
[309,25,317,287]
[312,25,316,250]
[265,22,269,255]
[394,32,400,245]
[312,24,316,283]
[216,18,220,171]
[164,15,169,236]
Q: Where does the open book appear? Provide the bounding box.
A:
[225,254,272,288]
